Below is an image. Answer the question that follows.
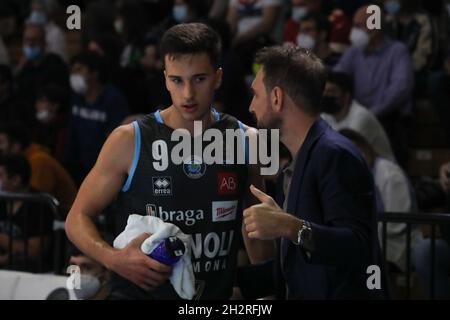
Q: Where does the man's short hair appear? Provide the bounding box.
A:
[255,44,327,115]
[0,154,31,186]
[160,22,222,69]
[327,71,354,96]
[71,51,109,84]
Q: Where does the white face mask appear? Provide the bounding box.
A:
[350,27,370,49]
[70,74,88,95]
[36,110,52,123]
[114,19,124,34]
[296,33,316,50]
[70,274,101,300]
[292,6,308,22]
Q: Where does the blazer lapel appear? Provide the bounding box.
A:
[281,118,329,260]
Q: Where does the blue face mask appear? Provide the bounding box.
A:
[28,11,48,25]
[173,5,188,23]
[23,46,43,61]
[384,0,401,15]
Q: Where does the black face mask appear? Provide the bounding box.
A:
[321,95,342,115]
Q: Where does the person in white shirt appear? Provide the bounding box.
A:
[321,72,396,162]
[340,129,422,273]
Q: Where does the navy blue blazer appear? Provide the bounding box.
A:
[274,118,388,299]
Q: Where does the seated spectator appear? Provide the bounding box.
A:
[321,72,396,162]
[293,13,342,68]
[205,18,253,125]
[428,49,450,145]
[147,0,205,45]
[413,176,450,299]
[283,0,313,44]
[27,0,68,62]
[383,0,436,93]
[66,51,129,183]
[0,154,54,272]
[334,5,414,168]
[227,0,282,72]
[34,84,70,163]
[0,65,33,127]
[67,245,110,300]
[16,22,70,105]
[0,124,77,217]
[340,129,422,274]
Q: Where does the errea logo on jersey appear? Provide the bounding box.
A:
[212,200,238,222]
[152,176,172,196]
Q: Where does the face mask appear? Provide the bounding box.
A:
[28,11,47,25]
[384,0,401,15]
[173,5,189,23]
[70,74,88,95]
[350,27,370,49]
[23,46,43,61]
[296,33,316,50]
[321,95,342,115]
[114,19,123,34]
[36,110,52,123]
[70,274,101,300]
[292,6,308,22]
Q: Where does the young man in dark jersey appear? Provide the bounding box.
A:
[65,23,274,300]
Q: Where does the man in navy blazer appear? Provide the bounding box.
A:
[243,44,388,299]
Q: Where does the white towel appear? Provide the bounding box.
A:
[113,214,195,300]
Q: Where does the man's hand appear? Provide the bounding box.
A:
[108,233,172,291]
[439,162,450,191]
[244,185,300,241]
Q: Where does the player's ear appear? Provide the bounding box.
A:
[214,68,223,89]
[271,86,284,112]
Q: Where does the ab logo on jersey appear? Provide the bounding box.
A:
[212,200,238,222]
[218,172,237,195]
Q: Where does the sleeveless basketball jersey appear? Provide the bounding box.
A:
[113,109,249,300]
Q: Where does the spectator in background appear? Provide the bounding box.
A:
[138,37,171,110]
[67,245,110,300]
[115,1,149,68]
[413,176,450,299]
[334,5,414,168]
[340,129,422,277]
[292,13,341,68]
[0,124,77,218]
[227,0,282,73]
[34,84,70,163]
[27,0,68,62]
[17,22,69,106]
[384,0,436,94]
[0,65,33,127]
[428,49,450,145]
[0,154,54,272]
[147,0,206,43]
[206,18,253,125]
[66,51,128,183]
[321,72,396,162]
[284,0,312,44]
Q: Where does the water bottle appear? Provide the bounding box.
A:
[148,236,185,266]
